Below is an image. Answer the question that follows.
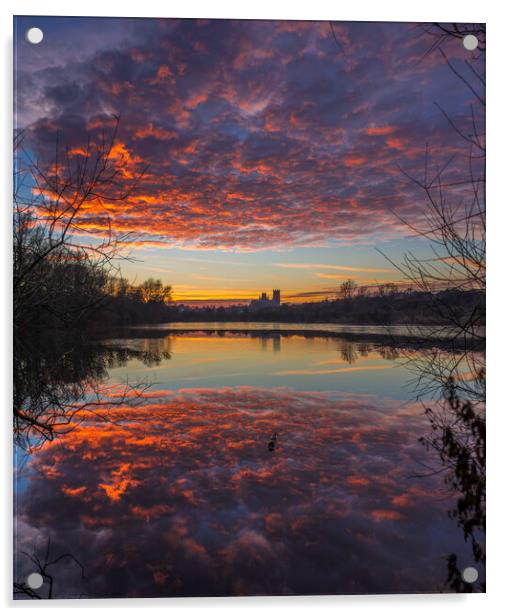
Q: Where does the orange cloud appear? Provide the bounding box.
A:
[364,126,396,136]
[344,156,367,167]
[391,494,410,507]
[133,124,177,140]
[370,509,403,521]
[99,462,140,502]
[68,146,89,157]
[186,92,209,109]
[61,485,87,497]
[148,65,174,85]
[346,476,370,487]
[386,137,405,149]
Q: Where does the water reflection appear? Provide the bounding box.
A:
[419,377,486,592]
[14,329,484,597]
[14,333,171,451]
[341,341,359,364]
[260,333,281,353]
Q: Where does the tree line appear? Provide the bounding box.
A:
[173,286,484,328]
[13,118,174,333]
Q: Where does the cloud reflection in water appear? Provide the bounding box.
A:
[15,386,469,597]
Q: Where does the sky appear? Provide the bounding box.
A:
[13,17,484,304]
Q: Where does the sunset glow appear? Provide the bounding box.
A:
[14,17,476,303]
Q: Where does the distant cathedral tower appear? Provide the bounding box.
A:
[250,288,281,310]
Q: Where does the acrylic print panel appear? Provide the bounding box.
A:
[13,16,485,599]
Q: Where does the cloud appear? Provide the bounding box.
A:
[274,263,393,273]
[364,125,397,136]
[15,385,466,597]
[14,17,482,252]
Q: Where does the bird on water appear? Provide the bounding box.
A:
[268,432,278,452]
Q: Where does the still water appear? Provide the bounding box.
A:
[14,326,482,597]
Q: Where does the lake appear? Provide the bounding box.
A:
[14,324,484,597]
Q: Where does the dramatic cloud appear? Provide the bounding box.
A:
[16,386,469,597]
[14,18,484,252]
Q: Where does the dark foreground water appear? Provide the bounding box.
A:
[14,326,484,598]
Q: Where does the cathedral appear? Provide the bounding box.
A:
[250,289,281,309]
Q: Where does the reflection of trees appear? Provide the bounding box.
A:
[108,335,173,367]
[14,538,85,600]
[383,24,486,591]
[14,333,171,452]
[340,342,358,364]
[419,376,485,592]
[357,343,371,357]
[13,333,173,599]
[378,346,400,362]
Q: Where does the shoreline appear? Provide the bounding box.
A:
[102,322,485,352]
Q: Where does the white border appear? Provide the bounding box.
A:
[1,1,503,614]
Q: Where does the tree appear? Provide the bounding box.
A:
[140,278,172,305]
[12,118,162,449]
[14,538,84,600]
[381,24,485,401]
[387,24,486,591]
[13,116,145,331]
[340,279,357,299]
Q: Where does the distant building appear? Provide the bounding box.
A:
[250,289,281,310]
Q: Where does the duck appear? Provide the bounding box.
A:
[268,432,278,452]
